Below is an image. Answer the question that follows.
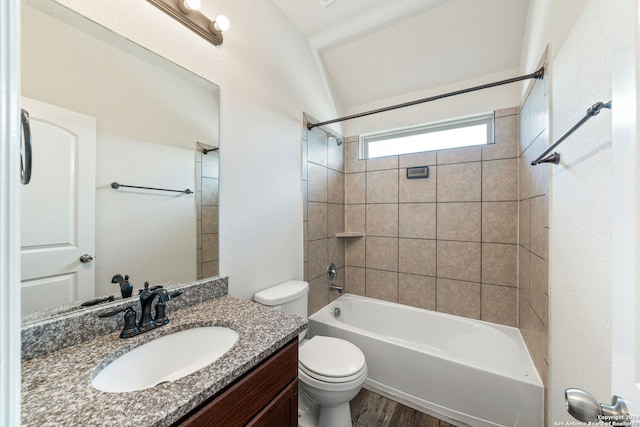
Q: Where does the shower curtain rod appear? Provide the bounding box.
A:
[306,67,545,130]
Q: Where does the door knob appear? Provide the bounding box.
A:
[566,388,630,425]
[79,254,94,263]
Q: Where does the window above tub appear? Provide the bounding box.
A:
[359,112,495,159]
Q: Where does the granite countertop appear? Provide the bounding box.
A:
[22,293,306,426]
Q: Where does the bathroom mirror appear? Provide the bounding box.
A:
[20,0,219,321]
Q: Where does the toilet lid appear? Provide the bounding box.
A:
[299,336,366,379]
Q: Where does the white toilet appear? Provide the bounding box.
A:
[254,280,367,427]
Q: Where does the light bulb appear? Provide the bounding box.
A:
[212,14,230,32]
[178,0,201,14]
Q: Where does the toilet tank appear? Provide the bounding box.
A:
[254,280,309,318]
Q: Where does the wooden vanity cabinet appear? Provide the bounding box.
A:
[175,338,298,427]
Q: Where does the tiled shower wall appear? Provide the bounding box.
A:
[303,109,522,326]
[196,146,219,280]
[518,75,550,390]
[303,123,346,314]
[341,108,520,326]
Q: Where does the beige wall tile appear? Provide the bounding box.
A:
[483,115,518,161]
[437,146,482,165]
[196,220,202,249]
[367,155,398,171]
[519,198,531,250]
[399,151,437,168]
[436,278,480,319]
[398,238,436,276]
[366,269,398,302]
[366,204,398,237]
[328,169,345,204]
[202,177,219,206]
[202,233,219,262]
[437,162,481,202]
[495,106,519,117]
[303,181,308,221]
[345,141,366,173]
[345,204,365,233]
[345,172,366,204]
[366,237,398,271]
[202,205,218,234]
[346,266,366,296]
[530,195,549,260]
[530,254,549,326]
[303,221,307,262]
[399,167,437,203]
[328,237,345,269]
[346,237,366,267]
[195,190,202,219]
[437,241,481,282]
[202,260,218,278]
[308,239,328,280]
[308,163,328,203]
[437,202,481,242]
[519,156,532,201]
[344,135,358,143]
[399,203,436,239]
[483,158,518,201]
[308,276,328,315]
[307,202,328,240]
[196,248,202,279]
[399,273,436,310]
[328,136,344,172]
[518,246,531,305]
[481,284,517,326]
[482,202,518,244]
[367,170,399,203]
[529,131,551,197]
[308,128,327,166]
[482,243,517,287]
[195,162,202,192]
[328,203,345,237]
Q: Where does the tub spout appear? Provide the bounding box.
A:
[329,284,343,293]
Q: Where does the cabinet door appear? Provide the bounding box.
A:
[246,379,297,427]
[175,339,298,427]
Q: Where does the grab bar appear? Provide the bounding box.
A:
[111,182,192,194]
[21,109,32,185]
[531,100,612,165]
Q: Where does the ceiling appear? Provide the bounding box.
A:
[271,0,530,112]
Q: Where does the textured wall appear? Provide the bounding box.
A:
[47,0,340,300]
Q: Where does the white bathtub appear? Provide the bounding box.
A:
[308,294,543,427]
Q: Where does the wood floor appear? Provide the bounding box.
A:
[350,389,458,427]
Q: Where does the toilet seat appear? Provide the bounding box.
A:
[299,336,366,383]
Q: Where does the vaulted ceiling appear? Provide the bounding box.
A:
[271,0,530,112]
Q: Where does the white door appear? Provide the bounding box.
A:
[20,97,96,315]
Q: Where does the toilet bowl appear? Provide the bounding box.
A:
[298,336,367,427]
[253,281,367,427]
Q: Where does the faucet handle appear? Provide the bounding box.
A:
[98,306,140,338]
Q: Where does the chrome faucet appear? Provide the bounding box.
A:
[329,284,344,293]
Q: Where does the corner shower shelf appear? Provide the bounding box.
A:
[335,232,365,238]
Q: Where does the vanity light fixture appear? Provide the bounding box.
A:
[147,0,229,46]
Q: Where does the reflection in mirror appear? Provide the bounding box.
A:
[20,0,219,321]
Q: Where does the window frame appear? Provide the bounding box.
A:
[359,112,496,159]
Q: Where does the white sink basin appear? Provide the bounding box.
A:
[92,326,238,393]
